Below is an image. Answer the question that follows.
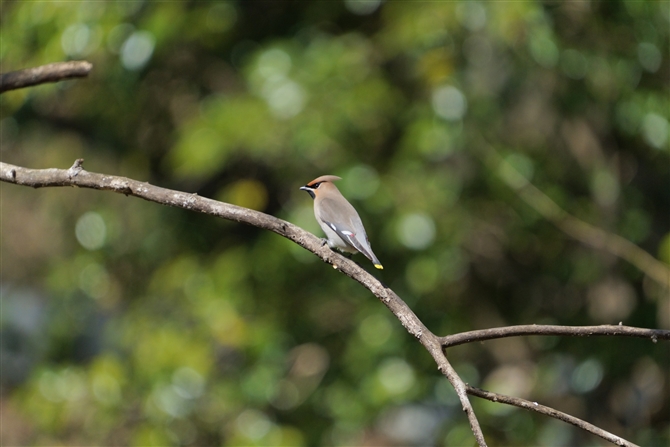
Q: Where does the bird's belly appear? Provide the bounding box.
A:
[327,238,357,253]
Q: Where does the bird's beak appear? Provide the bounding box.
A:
[299,185,315,199]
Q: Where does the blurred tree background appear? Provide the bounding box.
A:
[1,1,669,446]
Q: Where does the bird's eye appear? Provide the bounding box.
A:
[312,182,322,188]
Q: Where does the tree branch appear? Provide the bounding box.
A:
[421,335,489,446]
[440,324,670,348]
[0,160,489,446]
[0,61,93,92]
[4,160,665,447]
[466,385,639,447]
[1,57,661,447]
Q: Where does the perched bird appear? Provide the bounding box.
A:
[300,175,383,269]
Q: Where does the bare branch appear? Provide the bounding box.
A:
[1,49,661,446]
[0,61,93,93]
[5,160,664,446]
[0,160,489,446]
[440,324,670,348]
[466,385,639,447]
[421,336,489,446]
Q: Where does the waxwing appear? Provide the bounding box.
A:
[300,175,383,269]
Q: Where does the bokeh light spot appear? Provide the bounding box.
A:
[637,42,662,72]
[75,211,106,250]
[641,113,668,150]
[587,278,636,322]
[39,368,87,403]
[172,367,205,399]
[359,314,392,347]
[591,167,620,207]
[406,256,439,294]
[342,165,379,200]
[264,79,306,119]
[236,409,272,440]
[257,48,292,79]
[500,153,534,188]
[397,213,436,250]
[120,31,155,70]
[571,358,603,393]
[529,31,559,68]
[62,23,95,57]
[153,383,191,418]
[378,358,415,395]
[271,380,300,410]
[344,0,383,16]
[206,2,237,33]
[92,374,121,405]
[432,85,467,121]
[220,179,269,211]
[456,2,487,31]
[79,262,111,299]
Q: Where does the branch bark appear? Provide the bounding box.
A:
[5,159,670,446]
[3,160,665,447]
[2,56,664,447]
[0,160,489,445]
[0,61,93,92]
[440,324,670,348]
[465,385,639,447]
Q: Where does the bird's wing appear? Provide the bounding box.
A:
[317,197,374,260]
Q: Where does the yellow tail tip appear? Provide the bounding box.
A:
[374,264,384,270]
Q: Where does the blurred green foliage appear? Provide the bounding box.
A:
[1,1,669,446]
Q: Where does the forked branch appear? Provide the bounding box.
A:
[3,160,667,447]
[2,63,666,447]
[0,160,488,446]
[466,386,639,447]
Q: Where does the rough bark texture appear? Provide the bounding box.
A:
[4,158,669,447]
[0,61,93,92]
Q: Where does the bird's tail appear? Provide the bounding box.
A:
[368,250,383,270]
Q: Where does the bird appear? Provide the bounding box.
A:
[300,175,383,270]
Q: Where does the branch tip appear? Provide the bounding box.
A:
[1,61,93,93]
[68,158,85,178]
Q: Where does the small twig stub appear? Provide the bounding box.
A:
[68,158,85,178]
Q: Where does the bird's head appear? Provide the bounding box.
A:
[299,175,342,199]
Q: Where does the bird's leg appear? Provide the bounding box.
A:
[320,238,329,247]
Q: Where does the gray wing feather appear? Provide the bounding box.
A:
[318,197,378,263]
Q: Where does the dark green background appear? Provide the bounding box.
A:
[1,1,668,445]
